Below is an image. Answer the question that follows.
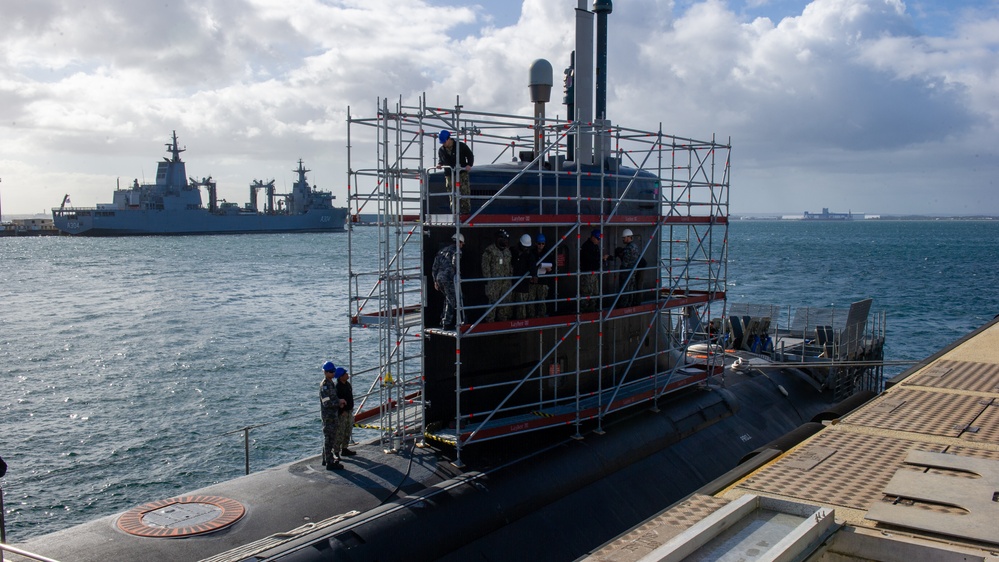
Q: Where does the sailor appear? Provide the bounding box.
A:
[612,228,641,307]
[481,229,513,322]
[437,131,474,214]
[333,367,356,458]
[511,234,536,319]
[432,233,464,329]
[579,229,602,312]
[319,361,342,470]
[528,233,551,317]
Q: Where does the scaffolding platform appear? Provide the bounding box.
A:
[346,94,731,463]
[433,293,726,337]
[426,368,710,446]
[351,305,422,328]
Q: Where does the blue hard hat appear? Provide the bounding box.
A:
[536,233,546,244]
[334,367,347,379]
[439,130,451,143]
[591,229,601,239]
[322,361,336,372]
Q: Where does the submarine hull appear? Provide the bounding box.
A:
[263,365,848,561]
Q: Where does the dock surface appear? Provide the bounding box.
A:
[585,316,999,561]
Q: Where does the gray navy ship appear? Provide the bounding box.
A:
[51,131,347,236]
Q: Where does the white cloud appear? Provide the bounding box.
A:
[0,0,997,216]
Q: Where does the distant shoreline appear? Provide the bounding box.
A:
[4,213,998,223]
[732,215,998,221]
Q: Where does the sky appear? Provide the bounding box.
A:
[1,0,997,217]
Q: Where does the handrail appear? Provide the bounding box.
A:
[0,542,62,562]
[5,409,351,497]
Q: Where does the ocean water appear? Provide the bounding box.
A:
[2,221,998,542]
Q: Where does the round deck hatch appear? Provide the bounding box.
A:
[117,495,245,537]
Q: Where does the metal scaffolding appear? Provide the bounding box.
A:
[347,95,730,463]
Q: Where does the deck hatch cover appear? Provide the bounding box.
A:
[867,451,999,545]
[783,446,836,471]
[117,495,245,538]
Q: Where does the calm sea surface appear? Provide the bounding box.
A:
[2,221,998,541]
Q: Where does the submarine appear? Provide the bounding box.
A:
[8,2,886,561]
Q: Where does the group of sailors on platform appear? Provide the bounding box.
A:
[481,229,551,322]
[432,228,645,330]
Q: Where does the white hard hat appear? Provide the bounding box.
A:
[622,228,634,238]
[452,233,465,243]
[519,233,531,247]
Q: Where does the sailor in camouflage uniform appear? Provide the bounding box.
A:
[319,361,342,470]
[579,229,603,312]
[528,233,551,317]
[332,367,356,458]
[511,234,535,319]
[481,229,513,322]
[432,233,464,329]
[614,229,641,307]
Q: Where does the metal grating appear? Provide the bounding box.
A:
[959,398,999,445]
[944,444,999,461]
[902,360,999,393]
[737,431,945,511]
[841,388,990,438]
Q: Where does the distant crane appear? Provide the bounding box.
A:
[189,176,218,212]
[250,179,277,213]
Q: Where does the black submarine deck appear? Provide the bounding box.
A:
[13,359,855,562]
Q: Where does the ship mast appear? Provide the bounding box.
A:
[166,130,185,163]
